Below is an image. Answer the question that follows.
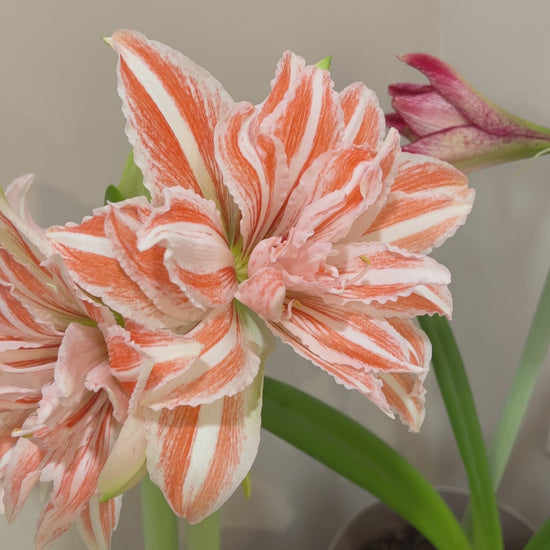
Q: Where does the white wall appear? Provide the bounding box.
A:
[0,1,548,548]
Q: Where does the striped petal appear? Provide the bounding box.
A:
[144,369,263,522]
[105,197,203,324]
[0,281,61,349]
[235,267,287,322]
[140,304,261,409]
[377,318,430,430]
[0,175,50,257]
[77,494,122,550]
[109,29,234,220]
[367,284,453,319]
[289,146,383,245]
[363,153,474,254]
[2,437,45,520]
[0,183,84,328]
[35,400,117,550]
[322,242,450,305]
[215,102,292,254]
[340,82,385,149]
[48,206,183,330]
[256,51,343,188]
[269,297,429,430]
[138,188,237,310]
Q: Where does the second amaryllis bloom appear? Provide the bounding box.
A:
[386,53,550,172]
[0,175,127,550]
[48,30,473,525]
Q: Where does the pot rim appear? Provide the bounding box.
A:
[328,486,534,550]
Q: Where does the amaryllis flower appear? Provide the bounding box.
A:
[0,175,129,549]
[386,53,550,172]
[48,30,473,525]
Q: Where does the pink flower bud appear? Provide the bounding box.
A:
[386,53,550,172]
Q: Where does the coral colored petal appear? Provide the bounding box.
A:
[235,267,287,322]
[215,102,292,254]
[345,129,402,242]
[48,207,184,330]
[35,401,116,550]
[102,322,152,398]
[275,296,426,374]
[257,51,343,186]
[138,188,237,310]
[363,153,474,254]
[0,281,61,347]
[340,82,385,148]
[110,30,234,219]
[2,438,45,521]
[141,304,262,409]
[322,242,450,305]
[0,185,83,327]
[290,146,383,245]
[378,318,431,431]
[107,319,202,409]
[105,197,203,324]
[77,494,122,550]
[269,300,429,429]
[144,370,263,522]
[368,284,453,319]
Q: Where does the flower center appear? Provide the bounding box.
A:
[231,238,249,283]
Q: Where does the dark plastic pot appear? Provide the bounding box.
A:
[329,489,534,550]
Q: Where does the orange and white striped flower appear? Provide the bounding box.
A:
[48,30,473,525]
[0,175,128,549]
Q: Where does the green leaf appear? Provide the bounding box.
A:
[141,474,179,550]
[315,56,332,70]
[262,376,472,550]
[104,150,150,205]
[418,315,503,550]
[524,517,550,550]
[488,268,550,488]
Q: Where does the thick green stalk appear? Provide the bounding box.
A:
[186,512,220,550]
[141,475,179,550]
[488,267,550,488]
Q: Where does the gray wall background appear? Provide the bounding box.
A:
[1,1,549,548]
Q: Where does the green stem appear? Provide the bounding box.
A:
[488,266,550,488]
[186,512,220,550]
[141,474,179,550]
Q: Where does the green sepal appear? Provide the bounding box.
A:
[104,184,125,204]
[315,56,332,70]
